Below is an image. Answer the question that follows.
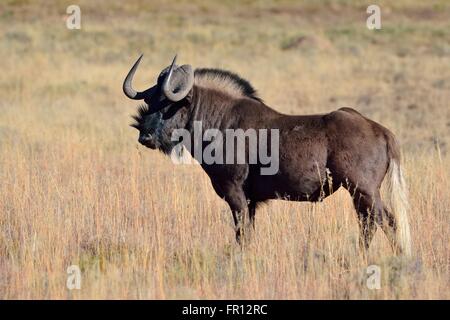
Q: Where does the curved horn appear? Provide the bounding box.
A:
[123,54,147,100]
[162,55,194,102]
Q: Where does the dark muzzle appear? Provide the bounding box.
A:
[138,133,157,149]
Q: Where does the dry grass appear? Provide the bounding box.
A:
[0,0,449,299]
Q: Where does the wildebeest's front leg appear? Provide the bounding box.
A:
[220,182,253,245]
[229,199,251,245]
[248,200,256,230]
[232,201,257,245]
[231,210,245,245]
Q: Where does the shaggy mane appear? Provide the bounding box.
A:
[131,69,262,128]
[130,104,149,129]
[194,68,262,102]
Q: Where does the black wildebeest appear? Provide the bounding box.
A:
[123,55,412,256]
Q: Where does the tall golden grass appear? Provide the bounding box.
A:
[0,0,449,299]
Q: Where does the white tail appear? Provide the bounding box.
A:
[385,160,412,256]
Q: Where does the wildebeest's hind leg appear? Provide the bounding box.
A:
[352,191,379,254]
[363,191,402,255]
[379,200,401,255]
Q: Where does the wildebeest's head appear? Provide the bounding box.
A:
[123,55,194,153]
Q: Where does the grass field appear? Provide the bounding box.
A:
[0,0,449,299]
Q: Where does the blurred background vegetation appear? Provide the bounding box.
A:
[0,0,448,299]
